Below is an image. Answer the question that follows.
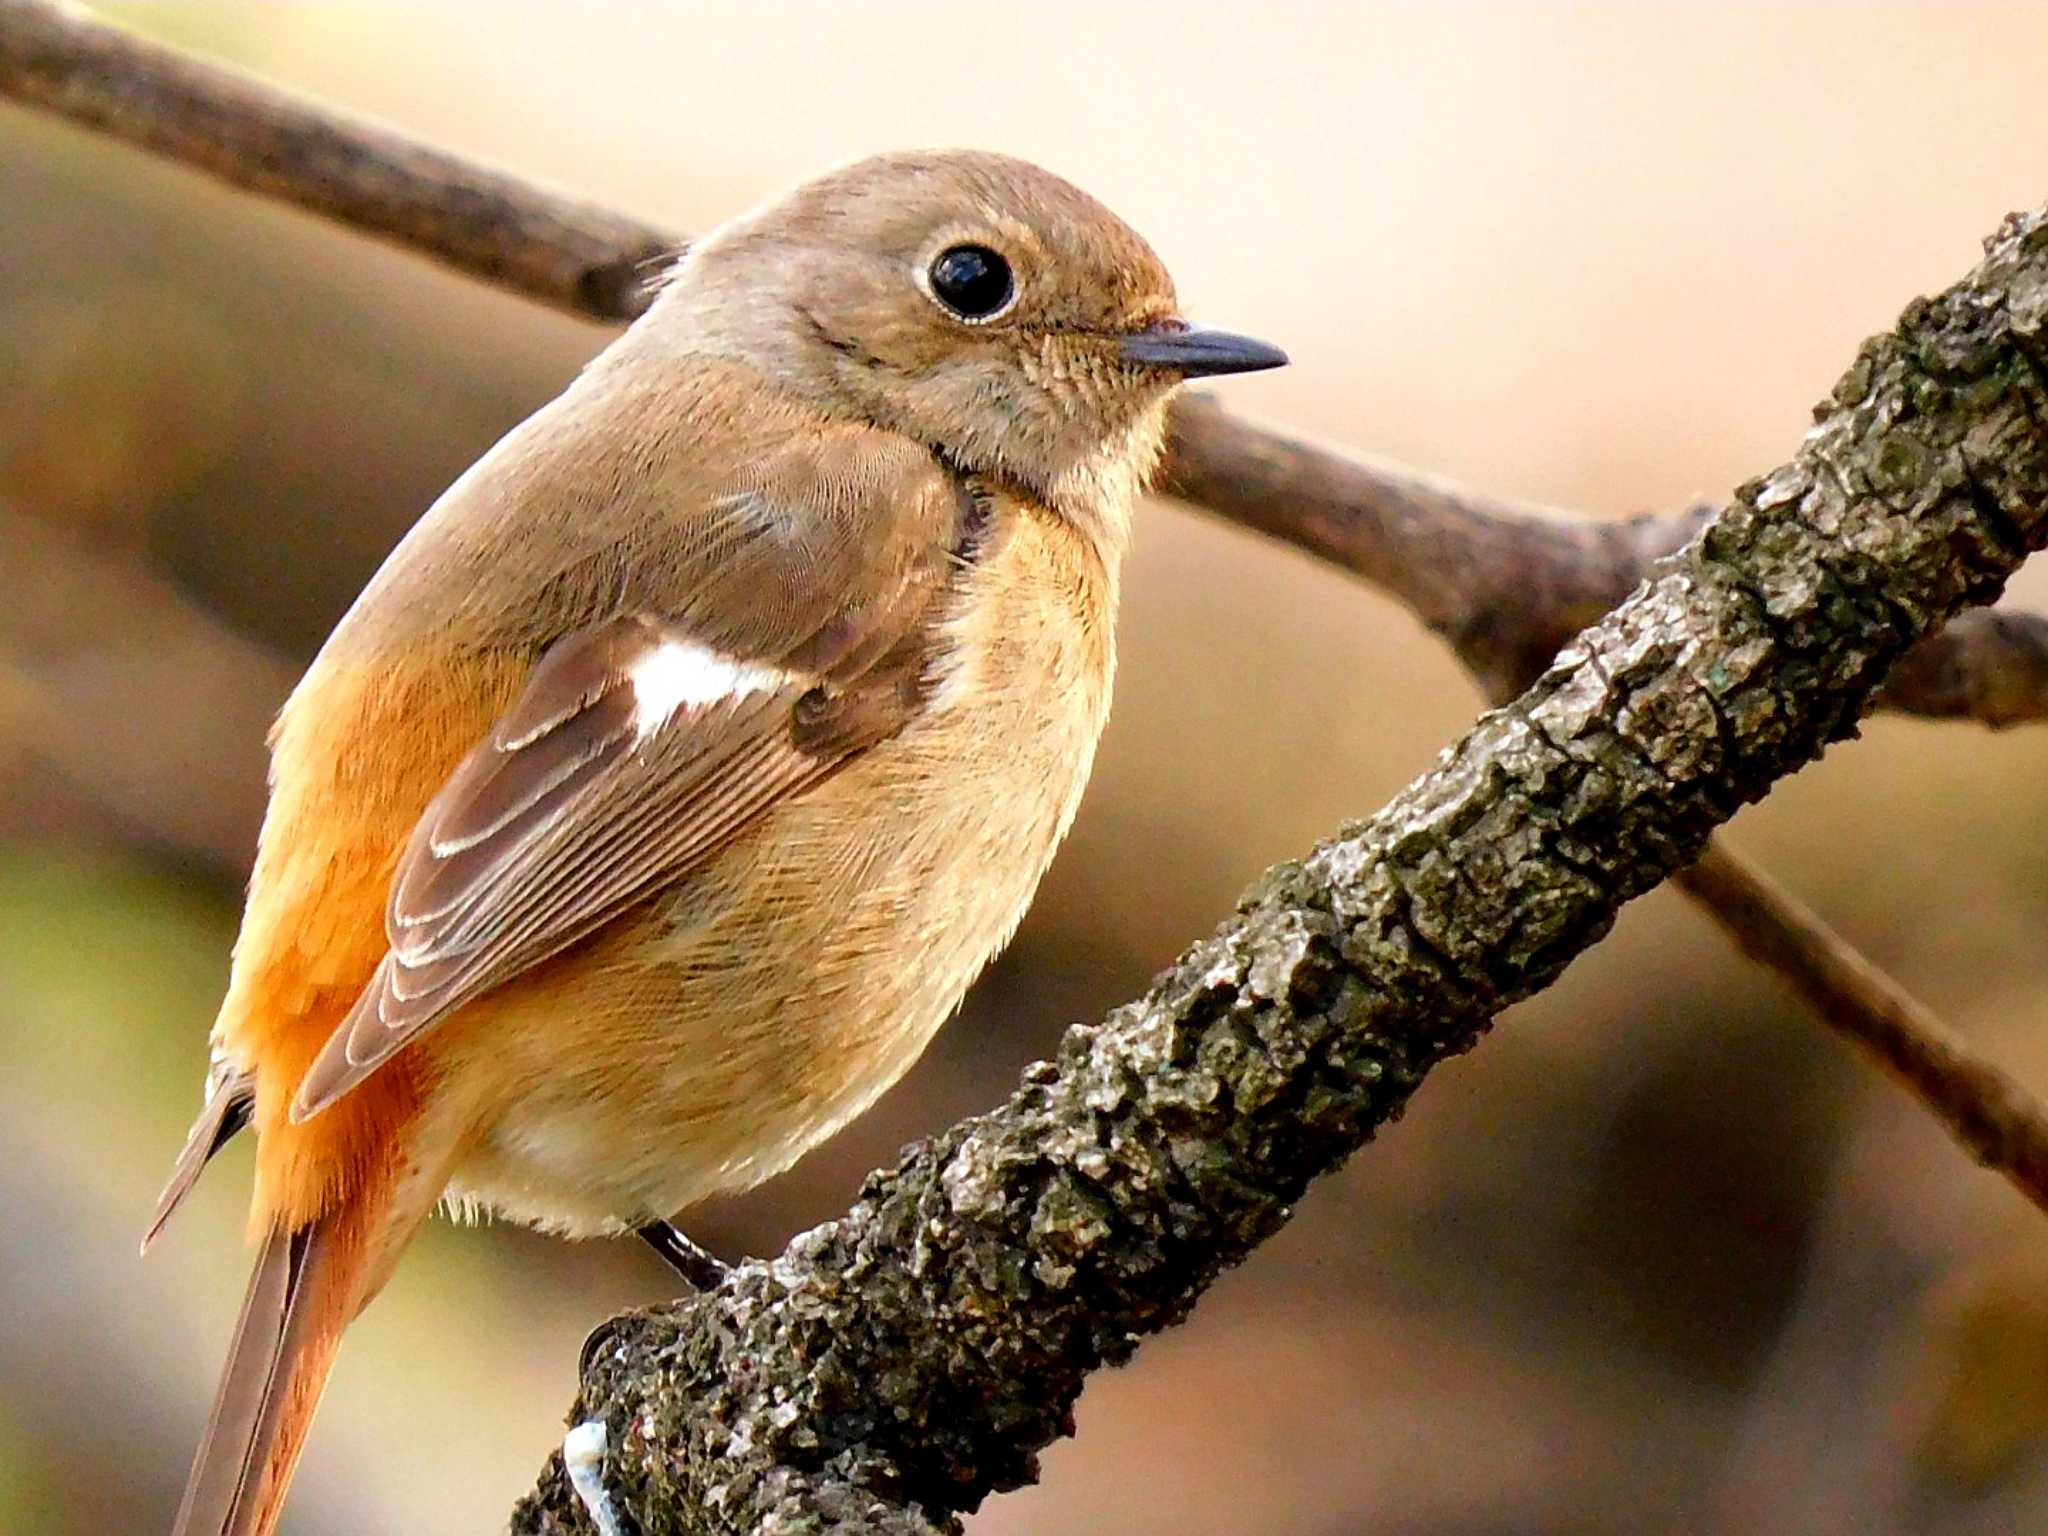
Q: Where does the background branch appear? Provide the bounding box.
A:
[9,5,2045,1178]
[0,0,675,318]
[1680,843,2048,1198]
[5,0,2044,728]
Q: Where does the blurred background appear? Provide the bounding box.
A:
[5,4,2048,1532]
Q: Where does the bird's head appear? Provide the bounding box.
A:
[655,149,1285,547]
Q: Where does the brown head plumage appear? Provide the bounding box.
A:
[642,149,1282,542]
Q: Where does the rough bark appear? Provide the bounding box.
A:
[510,213,2048,1533]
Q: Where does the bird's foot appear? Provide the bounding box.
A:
[578,1223,733,1377]
[636,1220,731,1291]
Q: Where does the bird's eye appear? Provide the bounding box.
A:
[926,244,1015,321]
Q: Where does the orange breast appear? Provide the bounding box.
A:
[214,644,526,1232]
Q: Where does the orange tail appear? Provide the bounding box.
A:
[172,1204,371,1536]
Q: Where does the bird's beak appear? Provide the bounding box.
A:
[1118,322,1288,378]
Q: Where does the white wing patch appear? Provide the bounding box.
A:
[628,639,787,739]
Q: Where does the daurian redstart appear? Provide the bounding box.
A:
[146,149,1284,1535]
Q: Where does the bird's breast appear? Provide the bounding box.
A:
[442,501,1121,1232]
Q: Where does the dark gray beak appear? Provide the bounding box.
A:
[1119,323,1288,378]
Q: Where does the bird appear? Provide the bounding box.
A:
[144,148,1285,1536]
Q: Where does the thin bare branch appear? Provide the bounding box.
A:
[1679,843,2048,1206]
[1875,606,2048,727]
[1158,396,1717,699]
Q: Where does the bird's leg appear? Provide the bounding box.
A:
[636,1220,730,1291]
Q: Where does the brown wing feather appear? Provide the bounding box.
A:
[290,440,974,1123]
[294,623,832,1120]
[171,1216,345,1536]
[143,1067,255,1254]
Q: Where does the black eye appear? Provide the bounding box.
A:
[927,244,1014,320]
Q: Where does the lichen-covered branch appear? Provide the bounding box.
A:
[512,215,2048,1533]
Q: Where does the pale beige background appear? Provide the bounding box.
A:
[4,5,2048,1533]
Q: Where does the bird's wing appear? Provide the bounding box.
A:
[142,1063,255,1253]
[291,431,976,1121]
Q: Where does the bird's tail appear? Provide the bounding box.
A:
[171,1202,371,1536]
